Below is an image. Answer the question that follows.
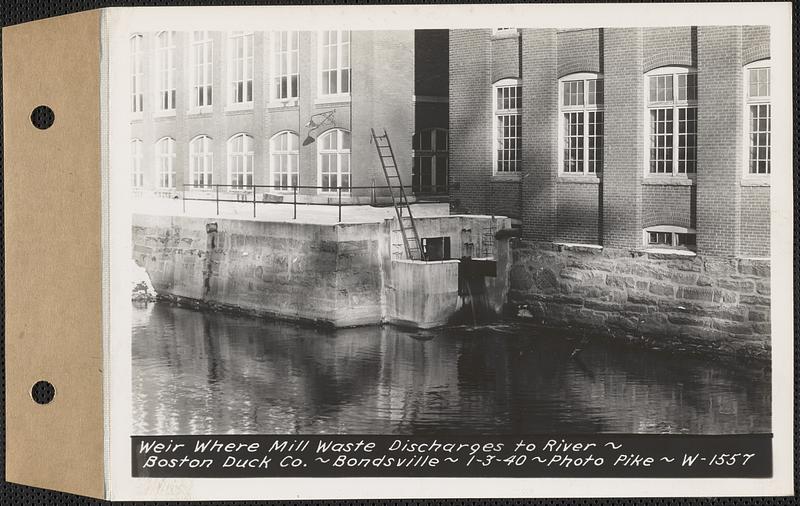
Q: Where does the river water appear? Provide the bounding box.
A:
[132,302,770,435]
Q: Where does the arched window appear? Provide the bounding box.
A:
[156,31,176,111]
[643,225,696,252]
[744,59,771,176]
[493,78,522,173]
[131,139,143,188]
[130,34,144,113]
[227,133,254,188]
[644,66,697,176]
[155,137,176,189]
[317,129,351,192]
[413,128,448,194]
[270,131,299,190]
[559,72,604,175]
[190,135,213,188]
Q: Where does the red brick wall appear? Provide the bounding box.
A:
[555,181,600,243]
[643,26,695,71]
[491,35,520,82]
[740,187,770,257]
[642,185,695,229]
[742,26,770,64]
[602,28,644,248]
[521,29,559,240]
[696,26,743,257]
[449,25,770,257]
[449,30,492,215]
[489,181,523,219]
[557,29,600,77]
[351,31,415,197]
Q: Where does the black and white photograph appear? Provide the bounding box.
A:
[102,3,792,500]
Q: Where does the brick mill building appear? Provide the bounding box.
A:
[449,26,771,259]
[448,27,773,359]
[129,30,449,202]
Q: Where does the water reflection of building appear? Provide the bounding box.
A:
[133,304,770,435]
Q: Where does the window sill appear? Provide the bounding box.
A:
[641,248,697,259]
[225,103,254,113]
[643,177,695,186]
[187,107,213,116]
[491,30,520,40]
[153,110,176,119]
[267,99,299,110]
[554,242,603,253]
[315,95,351,106]
[130,112,143,122]
[491,173,522,182]
[557,175,600,184]
[741,177,770,187]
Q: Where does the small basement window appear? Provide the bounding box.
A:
[422,237,451,261]
[644,226,696,251]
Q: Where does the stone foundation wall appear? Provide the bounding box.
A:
[508,240,771,360]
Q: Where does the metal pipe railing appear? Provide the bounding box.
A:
[178,183,416,221]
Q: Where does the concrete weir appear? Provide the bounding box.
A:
[132,212,512,328]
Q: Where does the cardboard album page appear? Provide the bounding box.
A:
[5,3,795,500]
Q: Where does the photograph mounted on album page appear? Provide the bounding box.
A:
[2,2,794,501]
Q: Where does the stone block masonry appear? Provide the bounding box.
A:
[508,240,770,360]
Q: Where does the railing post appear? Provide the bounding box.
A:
[338,186,342,222]
[216,185,219,216]
[253,185,257,218]
[293,184,297,220]
[182,186,186,214]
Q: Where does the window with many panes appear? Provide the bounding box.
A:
[413,128,448,194]
[190,135,213,188]
[318,129,351,192]
[130,34,144,113]
[191,31,213,109]
[273,31,299,102]
[745,60,770,175]
[131,139,143,188]
[560,73,604,174]
[320,31,350,96]
[156,137,175,189]
[646,67,697,176]
[493,79,522,173]
[227,133,254,188]
[156,31,176,111]
[229,32,254,105]
[270,131,299,190]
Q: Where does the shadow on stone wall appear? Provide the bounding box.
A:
[507,240,770,361]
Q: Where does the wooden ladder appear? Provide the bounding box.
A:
[370,128,425,261]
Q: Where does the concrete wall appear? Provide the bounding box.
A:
[508,240,770,360]
[133,213,511,328]
[388,260,460,328]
